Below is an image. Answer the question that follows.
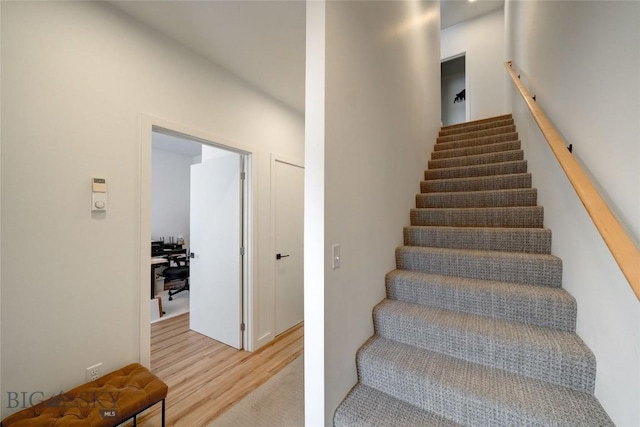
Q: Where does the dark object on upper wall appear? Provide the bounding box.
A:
[454,89,466,104]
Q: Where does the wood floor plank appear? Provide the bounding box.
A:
[126,313,304,426]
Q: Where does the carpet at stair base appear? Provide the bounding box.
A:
[334,114,613,426]
[345,337,611,427]
[209,356,303,427]
[334,383,462,427]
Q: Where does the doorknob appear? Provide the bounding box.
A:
[276,253,290,260]
[190,252,195,259]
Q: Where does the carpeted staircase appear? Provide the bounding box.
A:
[334,115,614,426]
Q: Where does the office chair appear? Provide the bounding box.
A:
[162,254,189,301]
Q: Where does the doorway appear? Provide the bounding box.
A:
[441,54,467,126]
[150,133,201,322]
[142,126,251,349]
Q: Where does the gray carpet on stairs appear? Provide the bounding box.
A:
[334,114,613,426]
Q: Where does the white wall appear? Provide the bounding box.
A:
[441,7,506,121]
[505,1,640,425]
[151,149,194,247]
[0,1,303,417]
[305,1,442,425]
[304,1,326,424]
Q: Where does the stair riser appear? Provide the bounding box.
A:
[410,207,545,228]
[425,160,528,180]
[417,189,537,209]
[396,247,563,287]
[437,125,517,144]
[439,118,514,137]
[373,301,595,393]
[432,141,521,160]
[386,271,577,331]
[403,227,551,254]
[428,150,524,170]
[435,132,519,151]
[421,173,532,193]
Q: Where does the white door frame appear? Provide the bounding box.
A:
[441,52,469,123]
[269,153,304,336]
[138,114,256,367]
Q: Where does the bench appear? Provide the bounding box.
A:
[1,363,168,427]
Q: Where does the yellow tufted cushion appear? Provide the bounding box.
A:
[1,363,168,427]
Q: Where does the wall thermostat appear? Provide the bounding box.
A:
[92,177,107,212]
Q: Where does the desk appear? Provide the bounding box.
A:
[152,241,186,258]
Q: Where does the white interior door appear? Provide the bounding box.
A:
[274,160,304,335]
[190,153,243,349]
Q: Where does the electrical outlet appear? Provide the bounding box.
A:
[86,363,103,382]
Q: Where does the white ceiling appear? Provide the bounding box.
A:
[441,0,504,30]
[109,0,306,112]
[109,0,503,115]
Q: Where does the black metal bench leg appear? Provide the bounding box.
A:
[162,399,166,427]
[133,414,137,426]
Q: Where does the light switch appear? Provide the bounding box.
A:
[332,244,341,270]
[92,192,107,212]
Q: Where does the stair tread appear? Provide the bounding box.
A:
[437,125,516,144]
[386,269,576,331]
[403,225,552,254]
[334,383,463,427]
[397,244,562,259]
[428,150,524,169]
[439,118,514,137]
[441,114,512,131]
[396,245,562,287]
[374,299,595,392]
[419,187,536,196]
[411,206,544,228]
[421,173,532,193]
[417,188,537,208]
[431,141,521,160]
[435,132,519,151]
[425,160,528,180]
[358,337,613,426]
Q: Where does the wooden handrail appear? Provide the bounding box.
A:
[505,61,640,300]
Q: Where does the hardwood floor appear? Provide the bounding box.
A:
[129,313,304,426]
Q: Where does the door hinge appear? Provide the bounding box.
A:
[240,247,245,256]
[240,323,245,332]
[240,171,246,180]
